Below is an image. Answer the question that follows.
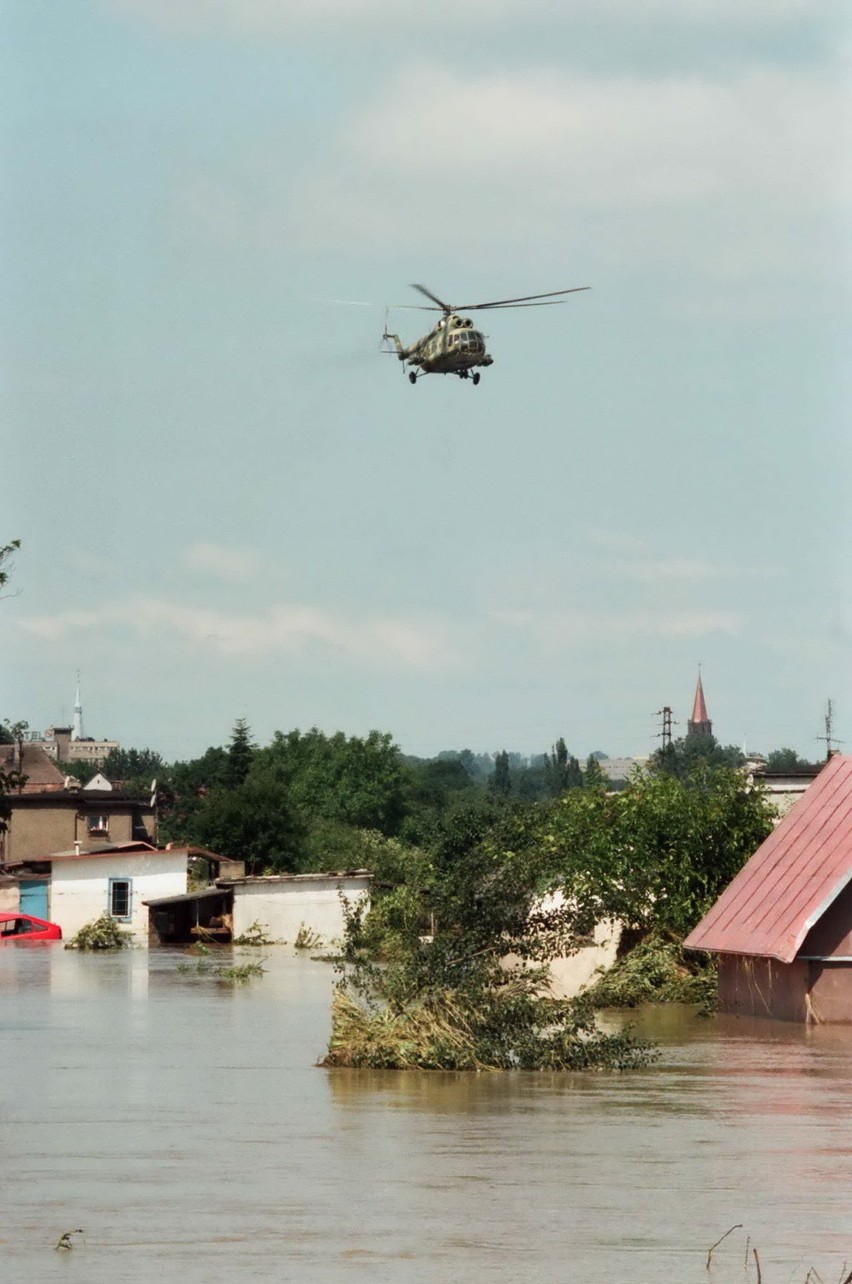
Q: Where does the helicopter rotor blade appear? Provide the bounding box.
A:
[410,283,453,312]
[472,298,582,309]
[454,286,591,311]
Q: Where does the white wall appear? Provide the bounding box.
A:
[231,875,371,946]
[50,852,187,943]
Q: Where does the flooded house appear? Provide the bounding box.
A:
[2,841,188,943]
[685,753,852,1023]
[145,869,373,947]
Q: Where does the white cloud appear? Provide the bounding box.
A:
[602,554,779,586]
[182,542,263,583]
[16,597,458,671]
[106,0,823,36]
[492,606,743,648]
[282,63,849,290]
[171,58,851,311]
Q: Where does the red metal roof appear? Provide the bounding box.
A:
[684,754,852,962]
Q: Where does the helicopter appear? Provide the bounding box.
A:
[382,282,590,384]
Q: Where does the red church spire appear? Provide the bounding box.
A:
[688,671,713,738]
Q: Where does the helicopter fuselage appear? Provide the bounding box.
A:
[386,314,494,379]
[382,282,589,384]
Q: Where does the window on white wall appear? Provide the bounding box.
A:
[108,878,132,920]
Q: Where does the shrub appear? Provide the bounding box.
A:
[65,915,133,951]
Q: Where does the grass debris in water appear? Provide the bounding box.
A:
[321,986,657,1072]
[583,932,717,1010]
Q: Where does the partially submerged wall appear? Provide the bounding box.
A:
[51,853,187,942]
[718,954,852,1023]
[230,873,372,947]
[718,955,809,1021]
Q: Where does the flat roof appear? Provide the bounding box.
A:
[220,869,373,886]
[143,888,230,908]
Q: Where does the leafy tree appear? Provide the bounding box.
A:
[544,737,583,796]
[169,745,230,795]
[400,757,481,845]
[325,803,655,1071]
[184,774,307,873]
[583,754,607,790]
[0,540,20,598]
[490,750,511,798]
[158,746,230,843]
[100,747,164,791]
[765,748,818,771]
[256,728,406,834]
[0,758,26,835]
[651,733,744,781]
[534,765,774,939]
[435,748,492,782]
[227,718,255,788]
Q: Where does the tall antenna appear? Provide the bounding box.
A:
[72,671,84,742]
[816,699,842,760]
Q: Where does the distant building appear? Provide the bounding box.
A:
[599,756,648,784]
[33,677,120,766]
[749,763,822,822]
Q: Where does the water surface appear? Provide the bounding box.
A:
[1,946,849,1282]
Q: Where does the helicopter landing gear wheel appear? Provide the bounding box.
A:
[408,371,417,384]
[472,372,481,386]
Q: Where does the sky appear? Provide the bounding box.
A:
[3,0,851,764]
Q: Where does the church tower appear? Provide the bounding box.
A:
[687,671,713,738]
[72,673,84,742]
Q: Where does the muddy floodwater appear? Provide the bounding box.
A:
[1,947,850,1283]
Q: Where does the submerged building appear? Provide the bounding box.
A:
[685,753,852,1023]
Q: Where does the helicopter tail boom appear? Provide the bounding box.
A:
[382,328,409,360]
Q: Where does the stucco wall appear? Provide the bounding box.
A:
[546,920,621,999]
[6,805,75,863]
[50,853,187,942]
[230,875,371,946]
[4,798,153,863]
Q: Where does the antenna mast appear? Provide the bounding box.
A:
[655,706,675,750]
[816,699,843,760]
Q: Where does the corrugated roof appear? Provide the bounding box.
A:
[684,754,852,962]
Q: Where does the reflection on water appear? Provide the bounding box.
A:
[1,946,850,1283]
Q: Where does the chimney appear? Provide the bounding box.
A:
[74,840,81,856]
